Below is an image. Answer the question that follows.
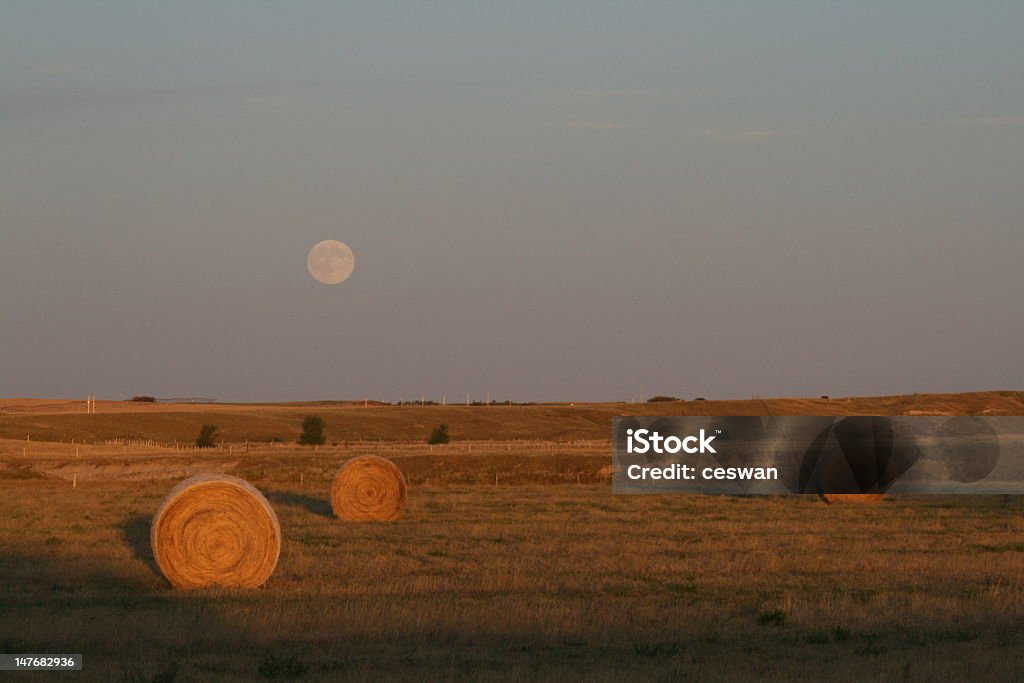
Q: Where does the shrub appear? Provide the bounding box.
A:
[647,395,679,403]
[196,424,219,448]
[299,415,326,446]
[757,608,788,626]
[427,423,450,445]
[130,396,156,402]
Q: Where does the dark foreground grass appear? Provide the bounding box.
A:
[0,478,1022,681]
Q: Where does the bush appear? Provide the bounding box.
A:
[757,608,788,627]
[130,396,156,403]
[647,395,679,403]
[427,423,450,445]
[299,415,326,446]
[196,424,219,448]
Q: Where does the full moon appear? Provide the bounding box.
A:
[306,240,355,285]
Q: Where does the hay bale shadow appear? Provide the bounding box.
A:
[119,513,162,578]
[264,489,333,519]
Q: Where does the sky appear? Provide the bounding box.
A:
[1,2,1022,403]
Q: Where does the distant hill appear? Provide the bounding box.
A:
[1,391,1021,444]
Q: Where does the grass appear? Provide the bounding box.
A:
[0,472,1022,681]
[2,390,1022,444]
[1,393,1022,680]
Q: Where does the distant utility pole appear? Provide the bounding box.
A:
[508,392,511,406]
[486,392,490,405]
[466,393,470,406]
[442,395,446,406]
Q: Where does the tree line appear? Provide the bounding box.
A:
[194,416,451,448]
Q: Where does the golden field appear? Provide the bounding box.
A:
[1,392,1022,681]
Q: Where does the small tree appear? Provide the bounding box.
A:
[196,423,219,448]
[427,423,450,445]
[300,415,326,446]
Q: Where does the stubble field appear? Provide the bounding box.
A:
[1,393,1022,681]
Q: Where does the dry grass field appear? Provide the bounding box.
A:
[3,390,1022,444]
[1,392,1022,681]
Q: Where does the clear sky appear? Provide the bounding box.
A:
[2,3,1022,402]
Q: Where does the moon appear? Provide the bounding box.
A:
[306,240,355,285]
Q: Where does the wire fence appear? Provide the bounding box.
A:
[0,401,88,414]
[91,437,610,453]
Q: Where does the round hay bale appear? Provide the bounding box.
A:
[331,456,407,521]
[821,493,885,504]
[151,474,281,589]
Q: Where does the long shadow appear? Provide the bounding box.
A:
[119,513,162,578]
[264,489,334,519]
